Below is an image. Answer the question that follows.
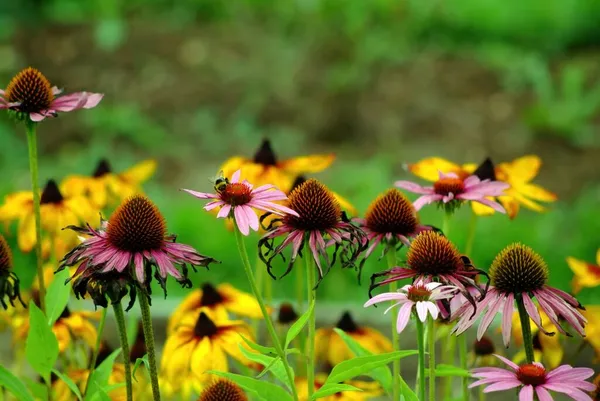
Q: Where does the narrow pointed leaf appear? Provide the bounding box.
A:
[398,375,418,401]
[325,351,417,385]
[0,365,35,401]
[239,334,277,356]
[239,345,294,390]
[434,364,471,377]
[311,383,361,400]
[25,301,59,381]
[45,268,71,325]
[285,299,315,350]
[52,369,83,401]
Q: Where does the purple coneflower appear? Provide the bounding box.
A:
[182,169,297,236]
[395,171,509,213]
[58,195,217,295]
[452,243,586,346]
[364,281,458,333]
[259,179,367,282]
[470,355,595,401]
[0,67,102,122]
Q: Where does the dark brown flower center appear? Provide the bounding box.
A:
[93,159,112,178]
[407,284,432,302]
[433,177,465,197]
[365,189,419,235]
[107,195,166,253]
[198,379,248,401]
[219,183,252,206]
[473,337,495,356]
[40,179,64,205]
[4,67,54,113]
[0,234,12,271]
[200,283,224,306]
[336,311,359,333]
[406,231,464,275]
[284,179,341,231]
[253,139,277,166]
[517,364,547,386]
[277,303,298,324]
[489,243,548,294]
[193,312,219,338]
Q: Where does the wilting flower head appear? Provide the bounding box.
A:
[259,179,367,283]
[220,139,335,193]
[470,355,595,401]
[567,249,600,294]
[296,373,382,401]
[364,281,458,333]
[198,379,248,401]
[395,171,509,214]
[167,282,263,334]
[0,234,24,309]
[61,159,157,209]
[277,302,298,325]
[369,231,488,307]
[0,67,102,122]
[453,244,586,347]
[58,195,217,297]
[183,169,297,236]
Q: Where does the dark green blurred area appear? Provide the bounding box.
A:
[0,0,599,306]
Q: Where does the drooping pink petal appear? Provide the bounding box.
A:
[394,180,435,195]
[518,385,534,401]
[415,301,429,322]
[396,301,413,333]
[182,189,219,199]
[494,354,520,371]
[134,253,145,283]
[482,380,522,393]
[49,92,103,112]
[217,204,231,218]
[412,194,443,210]
[241,205,259,232]
[204,200,225,211]
[234,206,250,236]
[501,292,514,346]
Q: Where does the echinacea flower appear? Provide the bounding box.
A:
[406,155,557,218]
[198,379,248,401]
[364,281,459,333]
[58,195,217,295]
[220,139,335,193]
[395,171,509,214]
[167,282,262,334]
[470,355,595,401]
[369,231,488,307]
[0,67,103,122]
[61,158,157,209]
[259,179,367,282]
[453,244,586,347]
[0,180,96,255]
[471,336,498,367]
[291,176,357,216]
[160,309,253,388]
[0,233,24,309]
[296,373,382,401]
[509,311,564,369]
[567,249,600,294]
[315,311,392,366]
[183,169,297,236]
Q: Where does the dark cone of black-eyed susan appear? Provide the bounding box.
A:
[93,159,112,178]
[40,179,64,205]
[406,231,465,275]
[473,336,495,357]
[489,243,548,294]
[198,379,248,401]
[0,233,25,309]
[365,189,419,236]
[278,302,298,325]
[253,138,277,166]
[284,179,341,231]
[4,67,54,114]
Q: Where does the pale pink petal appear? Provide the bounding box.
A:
[134,253,145,283]
[394,180,434,195]
[48,92,90,112]
[231,170,241,183]
[482,380,522,392]
[234,206,250,235]
[30,112,47,122]
[396,301,413,333]
[416,301,429,322]
[241,205,259,232]
[182,189,219,199]
[217,204,231,218]
[518,385,534,401]
[412,194,443,210]
[426,301,439,320]
[204,200,225,211]
[51,86,62,95]
[501,292,514,346]
[494,354,519,371]
[364,292,407,308]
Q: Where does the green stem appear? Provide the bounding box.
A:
[479,386,486,401]
[415,317,426,401]
[443,335,456,399]
[465,212,478,256]
[113,303,133,401]
[233,224,299,401]
[138,293,161,401]
[295,257,306,376]
[305,254,316,400]
[442,211,452,238]
[25,121,46,313]
[83,308,108,397]
[253,252,265,336]
[459,335,468,401]
[386,246,401,400]
[428,317,436,401]
[516,295,535,363]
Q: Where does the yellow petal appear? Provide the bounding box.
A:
[0,192,33,221]
[315,328,333,363]
[332,191,358,216]
[499,155,542,183]
[567,257,600,288]
[511,191,547,213]
[52,323,71,353]
[220,157,249,178]
[219,284,263,319]
[539,335,563,369]
[597,249,600,265]
[517,183,557,203]
[498,196,520,219]
[471,200,496,216]
[327,331,353,366]
[168,290,202,334]
[120,159,157,184]
[18,213,36,253]
[279,154,336,175]
[407,158,464,182]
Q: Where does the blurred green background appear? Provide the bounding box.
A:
[1,0,599,308]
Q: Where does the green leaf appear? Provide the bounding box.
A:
[52,369,83,401]
[24,377,47,401]
[311,383,361,400]
[325,351,417,385]
[434,364,472,378]
[85,349,121,401]
[398,375,418,401]
[25,301,59,381]
[132,355,149,382]
[207,371,293,401]
[45,268,72,325]
[89,385,111,401]
[333,328,392,394]
[0,365,35,401]
[285,299,315,350]
[238,345,293,390]
[239,334,277,356]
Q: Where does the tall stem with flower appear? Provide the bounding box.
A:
[113,302,134,401]
[305,253,317,398]
[386,245,401,400]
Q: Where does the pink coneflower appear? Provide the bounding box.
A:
[369,231,488,309]
[58,195,217,296]
[452,244,586,346]
[0,67,102,122]
[364,282,458,333]
[259,179,367,283]
[470,355,595,401]
[182,169,297,236]
[395,171,509,213]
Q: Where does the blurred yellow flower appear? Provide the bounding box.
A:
[296,373,382,401]
[582,306,600,362]
[167,283,262,334]
[161,309,253,389]
[220,139,335,193]
[53,364,128,401]
[60,159,156,209]
[315,312,392,367]
[0,180,96,256]
[160,372,204,401]
[567,250,600,294]
[470,336,499,367]
[407,155,556,219]
[509,310,563,369]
